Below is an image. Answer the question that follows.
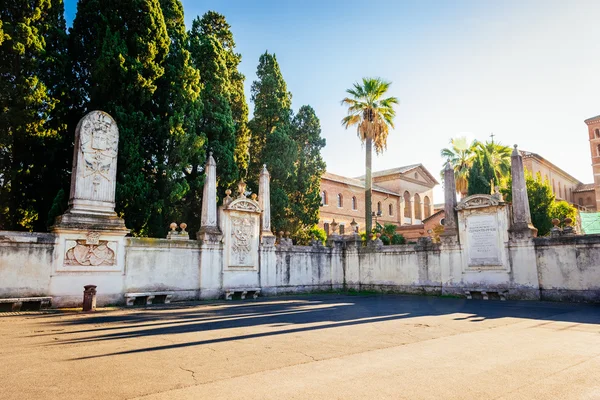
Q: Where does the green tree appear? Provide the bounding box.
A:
[149,0,204,237]
[0,0,69,231]
[341,78,399,240]
[189,17,238,198]
[550,200,578,228]
[474,140,512,184]
[288,105,326,242]
[195,11,251,176]
[69,0,170,235]
[502,171,556,236]
[248,52,296,233]
[467,150,498,196]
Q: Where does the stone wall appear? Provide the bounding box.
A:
[1,231,600,306]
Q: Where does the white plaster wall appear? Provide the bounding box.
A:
[0,232,54,298]
[124,238,201,301]
[274,246,333,292]
[535,236,600,301]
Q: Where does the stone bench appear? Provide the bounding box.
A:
[0,297,52,312]
[225,288,261,301]
[124,292,173,306]
[464,289,508,301]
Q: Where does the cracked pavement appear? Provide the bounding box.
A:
[1,294,599,399]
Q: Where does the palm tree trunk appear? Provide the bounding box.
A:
[365,137,373,241]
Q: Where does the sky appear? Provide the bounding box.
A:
[63,0,600,202]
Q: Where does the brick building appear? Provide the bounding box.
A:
[585,114,600,211]
[318,164,438,235]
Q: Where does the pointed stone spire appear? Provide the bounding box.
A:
[510,145,537,238]
[258,164,274,238]
[440,161,458,238]
[198,152,220,241]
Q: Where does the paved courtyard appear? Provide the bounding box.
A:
[1,294,599,399]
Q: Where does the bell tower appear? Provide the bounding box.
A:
[585,114,600,211]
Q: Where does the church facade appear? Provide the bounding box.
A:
[318,164,439,235]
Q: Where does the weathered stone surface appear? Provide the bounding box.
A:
[440,161,458,238]
[510,145,537,238]
[258,164,274,240]
[198,152,221,242]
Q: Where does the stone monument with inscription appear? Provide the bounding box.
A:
[456,194,510,271]
[220,180,262,289]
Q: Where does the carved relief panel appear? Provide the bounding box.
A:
[222,197,261,270]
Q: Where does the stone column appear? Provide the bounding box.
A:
[510,145,537,238]
[440,161,458,238]
[197,152,221,241]
[258,164,275,242]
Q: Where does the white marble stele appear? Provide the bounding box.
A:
[51,111,128,282]
[220,192,262,289]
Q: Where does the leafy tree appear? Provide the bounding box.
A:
[288,105,326,242]
[550,200,578,228]
[467,150,498,196]
[502,171,556,236]
[474,140,511,184]
[69,0,170,235]
[195,11,250,175]
[149,0,204,237]
[0,0,69,231]
[189,17,238,198]
[341,78,399,240]
[248,51,296,233]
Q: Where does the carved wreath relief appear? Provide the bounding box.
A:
[230,216,255,266]
[65,241,116,266]
[79,112,118,198]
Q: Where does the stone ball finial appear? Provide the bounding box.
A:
[552,218,560,227]
[170,222,177,231]
[279,231,284,237]
[251,193,257,201]
[225,189,231,196]
[285,231,291,238]
[512,144,519,156]
[564,217,573,226]
[179,222,187,232]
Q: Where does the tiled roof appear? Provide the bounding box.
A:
[574,183,595,192]
[322,172,398,196]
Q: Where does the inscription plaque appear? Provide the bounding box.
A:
[466,214,501,266]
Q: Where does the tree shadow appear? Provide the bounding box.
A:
[30,294,599,360]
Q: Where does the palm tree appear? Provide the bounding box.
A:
[341,78,398,240]
[440,137,476,198]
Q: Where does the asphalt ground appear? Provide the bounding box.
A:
[1,294,599,399]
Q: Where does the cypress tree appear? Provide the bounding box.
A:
[0,0,69,230]
[248,51,296,233]
[288,105,326,242]
[195,11,251,175]
[189,17,238,198]
[150,0,204,236]
[69,0,170,235]
[467,151,497,196]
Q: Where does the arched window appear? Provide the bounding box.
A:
[352,196,357,210]
[552,179,556,194]
[377,201,382,215]
[569,188,572,201]
[388,203,393,216]
[586,197,592,205]
[579,197,584,206]
[597,144,600,157]
[414,193,422,220]
[321,191,328,206]
[403,191,411,218]
[324,222,330,236]
[596,128,600,138]
[337,193,343,208]
[424,196,431,218]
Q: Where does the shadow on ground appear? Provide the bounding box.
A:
[24,294,600,360]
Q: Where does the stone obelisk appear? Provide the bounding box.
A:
[509,145,537,238]
[440,161,459,240]
[197,152,221,242]
[258,164,274,240]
